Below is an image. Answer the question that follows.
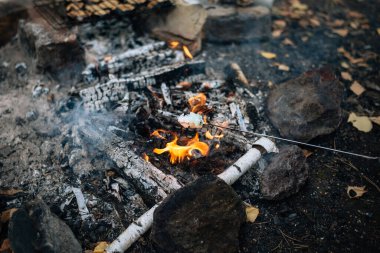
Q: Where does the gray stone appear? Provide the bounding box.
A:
[204,5,271,42]
[8,198,82,253]
[18,18,85,83]
[260,145,308,200]
[267,68,344,142]
[151,175,245,253]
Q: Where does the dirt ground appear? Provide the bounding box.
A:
[0,0,379,252]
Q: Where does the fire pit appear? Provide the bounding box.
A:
[0,0,379,253]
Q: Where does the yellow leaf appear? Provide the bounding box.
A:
[350,81,365,96]
[93,241,109,253]
[369,116,380,126]
[333,29,349,37]
[347,186,367,199]
[347,113,373,132]
[341,71,352,81]
[260,51,277,59]
[245,204,259,223]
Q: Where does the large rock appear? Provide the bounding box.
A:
[204,5,271,42]
[260,145,308,200]
[8,199,82,253]
[267,68,344,141]
[151,175,245,253]
[18,16,85,83]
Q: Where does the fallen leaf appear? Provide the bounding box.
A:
[274,20,287,29]
[347,113,373,132]
[272,29,283,38]
[0,239,12,253]
[277,64,290,71]
[282,38,295,46]
[332,29,349,37]
[340,62,350,69]
[331,19,345,27]
[369,116,380,126]
[347,186,367,199]
[337,47,365,64]
[302,149,313,158]
[0,189,23,197]
[347,10,364,19]
[341,72,352,81]
[309,17,320,27]
[93,242,109,253]
[350,81,366,96]
[350,21,359,29]
[245,203,259,223]
[1,208,18,223]
[260,51,277,59]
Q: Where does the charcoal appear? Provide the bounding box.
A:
[80,60,206,111]
[267,67,344,141]
[204,5,271,42]
[18,17,85,83]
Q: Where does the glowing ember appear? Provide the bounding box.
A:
[182,45,193,59]
[150,129,168,139]
[205,130,224,140]
[142,153,150,162]
[168,41,180,48]
[188,93,207,113]
[153,133,209,164]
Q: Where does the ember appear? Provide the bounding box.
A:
[188,93,207,113]
[153,132,209,164]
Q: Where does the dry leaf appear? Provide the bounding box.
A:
[245,203,259,223]
[337,47,365,65]
[347,113,373,132]
[282,38,295,46]
[0,189,23,197]
[331,19,345,27]
[347,186,367,199]
[350,81,365,96]
[260,51,277,59]
[309,17,320,27]
[272,30,283,38]
[332,29,349,37]
[369,116,380,126]
[274,20,287,29]
[277,64,290,71]
[341,72,352,81]
[340,62,350,69]
[1,208,18,223]
[302,149,313,158]
[93,242,109,253]
[347,11,364,19]
[0,239,12,253]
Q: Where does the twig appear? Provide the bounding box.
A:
[105,137,277,253]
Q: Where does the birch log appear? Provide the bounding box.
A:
[105,137,277,253]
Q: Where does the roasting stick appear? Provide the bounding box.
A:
[105,137,278,253]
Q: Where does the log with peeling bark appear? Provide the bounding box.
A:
[80,60,206,111]
[105,137,278,253]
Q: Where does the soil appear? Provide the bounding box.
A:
[0,0,379,252]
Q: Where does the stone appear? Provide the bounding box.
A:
[18,16,85,83]
[260,145,308,200]
[8,198,82,253]
[204,5,271,42]
[151,175,245,253]
[267,67,344,142]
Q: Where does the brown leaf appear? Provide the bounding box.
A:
[332,29,349,37]
[0,189,23,197]
[302,149,313,158]
[245,203,259,223]
[260,51,277,59]
[347,113,373,132]
[331,19,345,27]
[309,17,320,27]
[93,241,109,253]
[347,186,367,199]
[369,116,380,126]
[1,208,18,223]
[282,38,295,46]
[0,238,12,253]
[350,81,366,96]
[347,11,364,19]
[341,72,352,81]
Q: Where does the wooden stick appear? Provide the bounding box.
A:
[105,137,277,253]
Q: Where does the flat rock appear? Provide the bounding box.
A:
[260,145,308,200]
[204,5,271,42]
[18,15,85,83]
[8,198,82,253]
[267,67,344,141]
[151,175,245,253]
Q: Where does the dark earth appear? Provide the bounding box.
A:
[0,0,379,252]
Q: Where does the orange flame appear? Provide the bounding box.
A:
[150,129,168,139]
[205,130,224,140]
[168,41,180,49]
[182,45,193,59]
[153,133,209,164]
[142,153,150,162]
[188,93,207,113]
